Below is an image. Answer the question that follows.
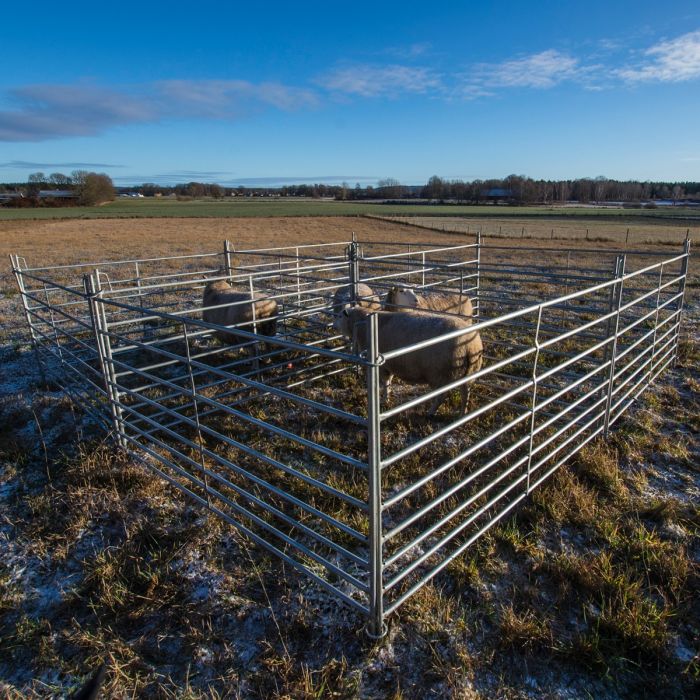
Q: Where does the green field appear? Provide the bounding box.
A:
[1,196,699,221]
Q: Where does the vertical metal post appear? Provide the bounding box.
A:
[526,306,543,493]
[647,263,665,385]
[224,239,234,281]
[10,253,37,348]
[43,281,63,361]
[277,255,288,335]
[561,249,572,327]
[10,255,37,343]
[474,231,481,321]
[348,241,360,304]
[134,260,148,341]
[183,322,212,509]
[248,274,260,374]
[84,273,107,382]
[672,237,691,367]
[603,255,623,363]
[96,273,128,450]
[603,255,626,437]
[10,254,47,383]
[86,272,127,449]
[365,313,386,638]
[134,260,143,308]
[295,246,301,308]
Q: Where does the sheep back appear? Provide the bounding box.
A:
[386,286,474,321]
[331,283,381,314]
[203,280,278,344]
[337,307,482,389]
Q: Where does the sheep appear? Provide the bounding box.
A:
[202,279,278,348]
[385,285,474,322]
[334,307,483,415]
[331,282,381,315]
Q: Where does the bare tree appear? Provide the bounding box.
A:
[77,172,115,205]
[49,172,71,186]
[422,175,445,200]
[593,176,608,204]
[377,178,406,198]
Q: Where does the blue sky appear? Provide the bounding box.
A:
[1,1,699,186]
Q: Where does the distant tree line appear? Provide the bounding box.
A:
[415,174,700,205]
[2,172,699,207]
[136,175,700,204]
[0,170,115,207]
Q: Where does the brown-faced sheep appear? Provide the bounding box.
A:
[331,282,381,315]
[202,279,278,348]
[385,285,474,322]
[335,307,483,415]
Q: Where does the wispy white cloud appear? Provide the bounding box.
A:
[221,175,378,186]
[384,42,432,59]
[0,84,157,141]
[317,64,443,98]
[0,80,319,142]
[156,80,319,116]
[466,50,583,92]
[112,169,234,185]
[455,30,700,95]
[615,30,700,83]
[597,37,626,52]
[0,159,124,169]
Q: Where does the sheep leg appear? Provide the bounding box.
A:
[428,392,446,416]
[459,343,483,414]
[243,339,261,375]
[380,371,393,405]
[460,384,472,415]
[251,348,261,375]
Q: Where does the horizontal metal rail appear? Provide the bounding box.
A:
[9,235,689,635]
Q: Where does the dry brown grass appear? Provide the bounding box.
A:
[382,215,694,246]
[3,215,696,285]
[1,216,698,698]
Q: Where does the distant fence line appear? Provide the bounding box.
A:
[370,215,693,245]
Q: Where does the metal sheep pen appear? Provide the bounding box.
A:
[9,234,690,637]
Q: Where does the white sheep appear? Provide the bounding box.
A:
[331,282,381,315]
[202,279,278,348]
[385,285,474,322]
[335,307,483,415]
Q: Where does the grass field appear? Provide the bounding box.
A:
[382,215,695,246]
[1,196,699,222]
[0,217,698,698]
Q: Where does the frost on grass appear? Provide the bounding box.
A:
[1,250,698,698]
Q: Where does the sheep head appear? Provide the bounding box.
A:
[388,285,419,309]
